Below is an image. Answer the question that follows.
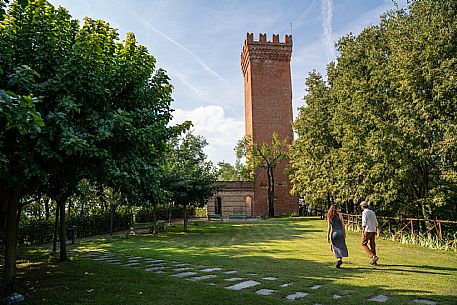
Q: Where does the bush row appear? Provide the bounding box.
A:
[17,212,132,245]
[135,205,196,222]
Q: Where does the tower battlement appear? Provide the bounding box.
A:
[241,33,292,76]
[245,33,292,45]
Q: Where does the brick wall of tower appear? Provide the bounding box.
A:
[241,33,298,216]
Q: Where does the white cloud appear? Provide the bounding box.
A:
[321,0,336,62]
[170,105,244,164]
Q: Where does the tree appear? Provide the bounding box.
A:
[383,0,457,219]
[216,162,239,181]
[164,131,218,231]
[216,161,248,181]
[239,133,288,217]
[0,0,175,295]
[290,0,457,220]
[289,71,338,210]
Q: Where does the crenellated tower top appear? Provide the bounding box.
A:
[241,33,292,75]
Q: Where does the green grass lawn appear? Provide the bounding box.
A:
[13,217,457,305]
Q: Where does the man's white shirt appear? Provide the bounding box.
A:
[362,209,378,232]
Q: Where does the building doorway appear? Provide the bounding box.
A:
[245,196,252,217]
[215,197,222,215]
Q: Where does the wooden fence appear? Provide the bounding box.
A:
[342,213,457,240]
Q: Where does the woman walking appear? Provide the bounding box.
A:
[327,204,349,268]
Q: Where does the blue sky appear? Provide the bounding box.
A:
[48,0,407,165]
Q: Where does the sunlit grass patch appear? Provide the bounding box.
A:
[13,217,457,305]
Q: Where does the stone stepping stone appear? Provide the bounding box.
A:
[173,267,193,272]
[248,273,258,276]
[147,262,167,267]
[173,263,190,267]
[413,300,437,305]
[256,289,276,296]
[286,292,309,301]
[128,256,142,260]
[262,276,278,281]
[368,295,389,302]
[155,271,166,274]
[200,267,222,272]
[144,259,165,263]
[224,277,245,282]
[105,259,121,263]
[172,272,198,278]
[280,283,293,287]
[127,259,140,263]
[125,262,140,267]
[144,266,166,271]
[188,275,218,282]
[225,280,260,291]
[310,285,322,290]
[333,294,342,299]
[223,270,238,274]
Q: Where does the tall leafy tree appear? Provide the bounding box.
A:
[0,0,175,295]
[289,71,338,209]
[383,0,457,219]
[164,131,218,231]
[290,0,457,220]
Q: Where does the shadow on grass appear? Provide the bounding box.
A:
[13,247,457,305]
[356,264,456,275]
[380,264,457,273]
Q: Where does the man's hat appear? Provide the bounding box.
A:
[360,201,368,207]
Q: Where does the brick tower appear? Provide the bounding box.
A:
[240,33,298,216]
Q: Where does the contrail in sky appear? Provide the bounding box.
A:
[321,0,336,62]
[135,15,225,81]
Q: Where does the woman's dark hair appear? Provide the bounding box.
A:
[327,204,338,222]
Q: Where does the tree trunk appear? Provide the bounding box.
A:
[58,197,68,262]
[153,206,158,234]
[45,197,50,220]
[271,168,275,215]
[168,203,172,225]
[2,188,19,297]
[67,198,72,221]
[52,201,59,258]
[267,167,274,217]
[15,202,23,231]
[80,200,84,218]
[183,204,188,232]
[110,201,114,237]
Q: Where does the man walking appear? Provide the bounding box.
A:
[360,201,379,265]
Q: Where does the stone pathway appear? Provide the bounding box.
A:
[368,295,389,302]
[77,250,440,304]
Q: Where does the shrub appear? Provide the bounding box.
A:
[17,211,132,245]
[135,204,196,222]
